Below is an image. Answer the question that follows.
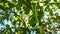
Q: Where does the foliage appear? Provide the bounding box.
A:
[0,0,60,34]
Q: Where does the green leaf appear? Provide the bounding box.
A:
[23,6,30,14]
[49,9,53,16]
[45,5,49,12]
[44,0,50,6]
[38,6,44,20]
[6,24,11,30]
[16,0,22,11]
[32,3,39,23]
[29,16,36,27]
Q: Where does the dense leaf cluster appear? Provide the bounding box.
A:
[0,0,60,34]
